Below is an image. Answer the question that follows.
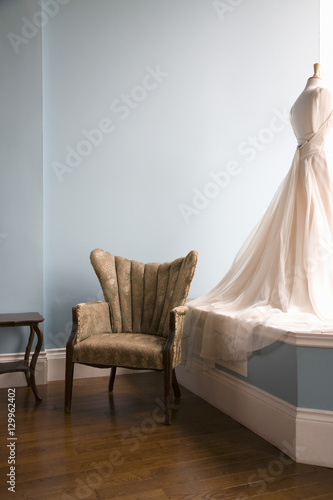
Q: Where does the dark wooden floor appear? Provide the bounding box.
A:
[1,372,333,500]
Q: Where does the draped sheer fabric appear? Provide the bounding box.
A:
[183,82,333,370]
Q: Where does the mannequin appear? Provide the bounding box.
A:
[183,63,333,369]
[291,63,333,143]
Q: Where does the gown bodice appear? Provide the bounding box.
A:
[290,81,333,147]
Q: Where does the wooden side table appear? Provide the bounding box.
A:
[0,313,44,401]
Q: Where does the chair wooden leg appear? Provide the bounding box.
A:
[108,367,117,392]
[172,369,181,399]
[164,365,172,425]
[65,359,74,413]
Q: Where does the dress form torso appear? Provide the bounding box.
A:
[290,77,333,145]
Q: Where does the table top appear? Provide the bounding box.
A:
[0,313,44,327]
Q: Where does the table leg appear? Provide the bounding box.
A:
[29,323,43,402]
[24,326,35,387]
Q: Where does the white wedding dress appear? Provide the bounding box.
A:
[183,77,333,369]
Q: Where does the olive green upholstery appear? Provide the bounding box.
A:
[65,249,198,424]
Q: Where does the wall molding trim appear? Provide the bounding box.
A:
[283,330,333,347]
[46,347,125,381]
[176,362,333,468]
[0,349,142,389]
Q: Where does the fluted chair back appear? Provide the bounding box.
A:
[90,249,197,337]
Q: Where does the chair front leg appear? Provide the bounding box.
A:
[65,358,74,413]
[108,367,117,392]
[164,369,172,425]
[65,308,79,413]
[163,350,173,425]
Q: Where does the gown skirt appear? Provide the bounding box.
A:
[183,109,333,369]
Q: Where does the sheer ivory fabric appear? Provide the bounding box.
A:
[183,81,333,370]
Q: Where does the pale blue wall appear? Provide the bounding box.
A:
[217,343,298,407]
[0,0,319,355]
[247,343,298,406]
[0,0,43,353]
[217,342,333,411]
[1,0,329,416]
[297,347,333,411]
[42,0,319,349]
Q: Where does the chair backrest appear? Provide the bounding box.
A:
[90,249,198,336]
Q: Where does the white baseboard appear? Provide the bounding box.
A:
[46,348,142,380]
[295,407,333,467]
[0,349,140,389]
[0,351,48,388]
[176,362,333,468]
[46,348,112,381]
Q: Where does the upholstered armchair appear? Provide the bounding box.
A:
[65,249,198,424]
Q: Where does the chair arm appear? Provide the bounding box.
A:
[164,306,189,365]
[171,305,189,317]
[67,301,112,347]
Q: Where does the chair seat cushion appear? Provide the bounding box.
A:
[73,333,166,370]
